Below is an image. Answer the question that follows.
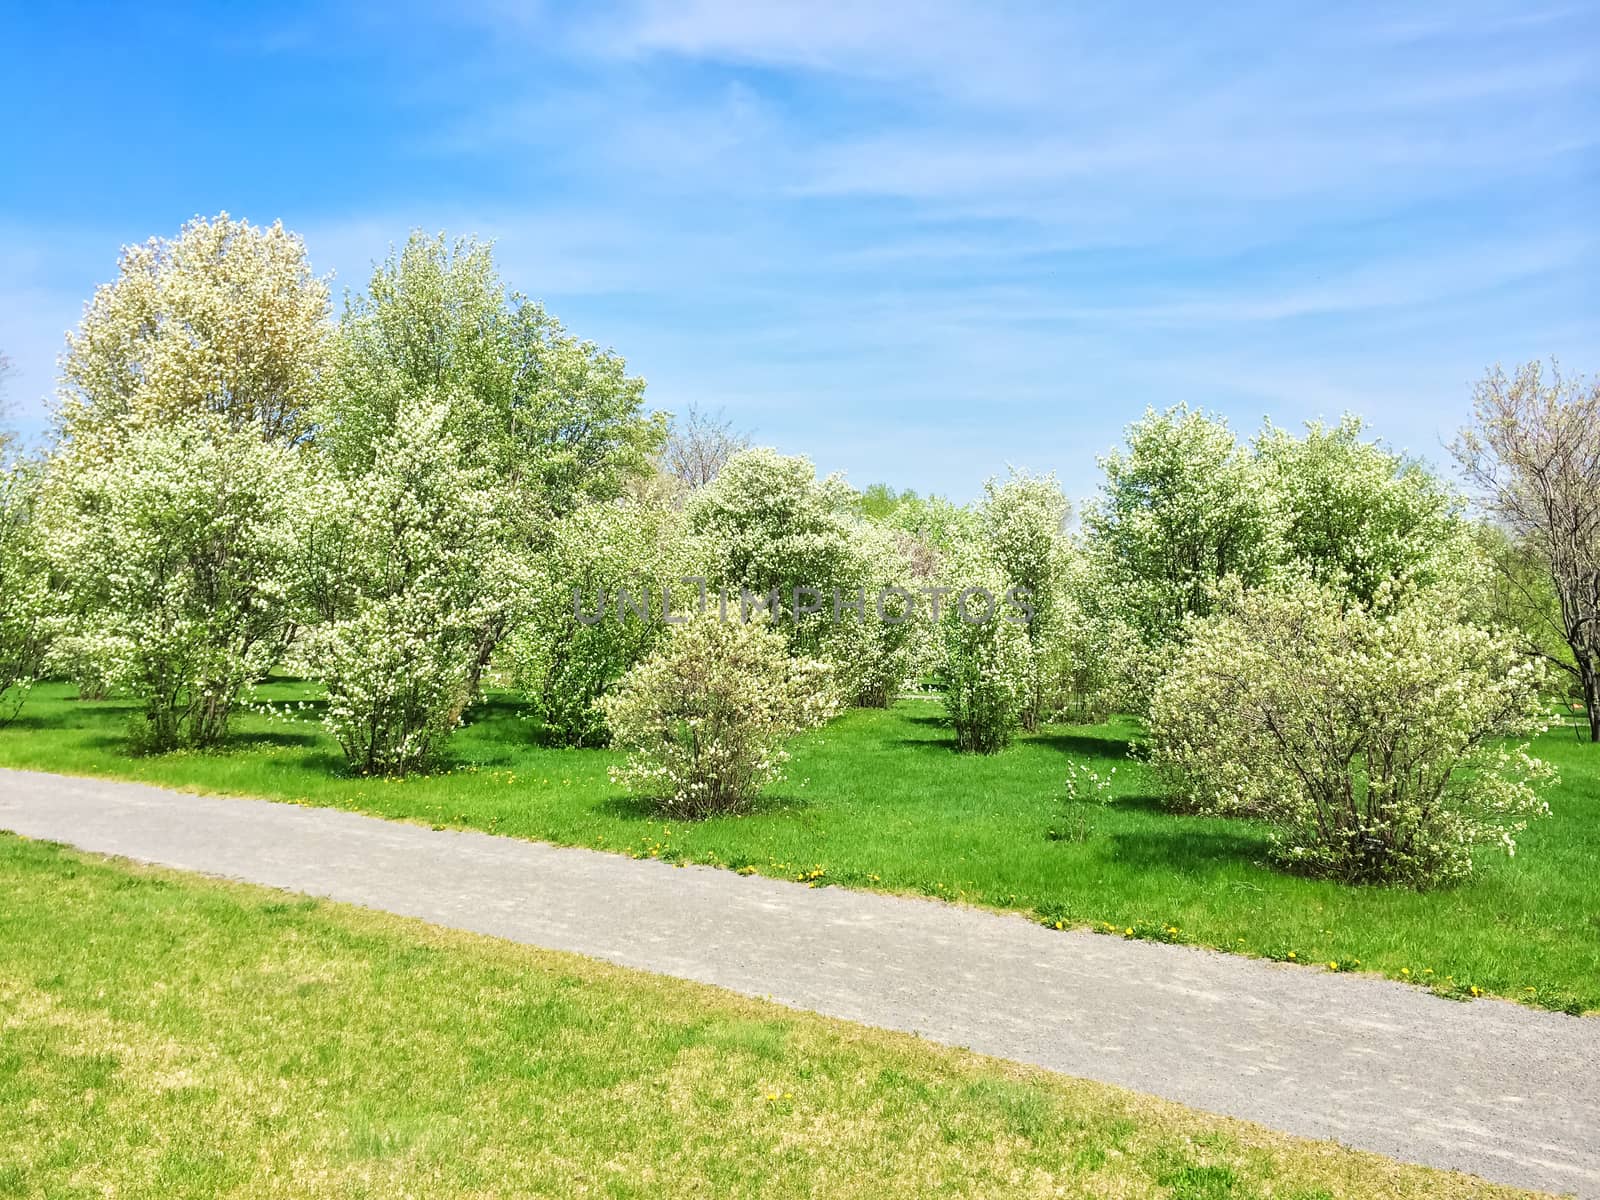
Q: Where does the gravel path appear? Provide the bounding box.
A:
[2,767,1595,1196]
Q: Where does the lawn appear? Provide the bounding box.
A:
[0,833,1541,1199]
[1,680,1596,1014]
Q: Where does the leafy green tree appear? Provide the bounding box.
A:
[855,483,917,521]
[1083,405,1282,653]
[322,232,666,685]
[688,448,925,705]
[1473,523,1582,702]
[885,492,977,556]
[325,233,663,519]
[1255,416,1466,604]
[938,555,1032,753]
[507,496,692,746]
[0,457,48,724]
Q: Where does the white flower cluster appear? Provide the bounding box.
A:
[1149,580,1556,888]
[600,613,839,817]
[38,423,303,750]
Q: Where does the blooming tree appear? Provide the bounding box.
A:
[601,613,837,817]
[322,232,665,687]
[688,447,919,701]
[1084,405,1282,654]
[297,395,519,775]
[1256,415,1467,605]
[1149,582,1555,887]
[1453,361,1600,741]
[938,553,1033,754]
[0,457,48,723]
[819,519,924,707]
[57,214,332,452]
[40,423,304,750]
[978,469,1069,729]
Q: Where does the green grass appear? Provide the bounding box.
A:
[2,680,1597,1013]
[0,833,1537,1198]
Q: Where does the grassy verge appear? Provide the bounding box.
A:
[1,681,1596,1013]
[0,833,1540,1199]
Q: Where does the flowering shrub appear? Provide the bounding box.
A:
[689,447,925,704]
[40,423,302,750]
[939,564,1032,754]
[979,469,1068,729]
[0,459,48,723]
[600,614,838,817]
[299,396,520,775]
[1149,583,1555,887]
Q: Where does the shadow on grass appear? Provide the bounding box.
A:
[595,789,814,823]
[0,712,74,732]
[226,730,321,752]
[1108,792,1174,815]
[888,736,966,756]
[1030,731,1134,761]
[1099,825,1267,877]
[462,695,529,728]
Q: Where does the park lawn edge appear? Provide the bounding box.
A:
[0,832,1549,1200]
[1,754,1591,1018]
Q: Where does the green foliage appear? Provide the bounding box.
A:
[38,423,303,750]
[1149,582,1555,887]
[507,496,691,746]
[689,447,921,703]
[1037,543,1136,722]
[601,614,838,816]
[1084,405,1283,653]
[1473,524,1583,698]
[854,482,918,520]
[884,492,978,555]
[324,232,664,528]
[938,558,1033,754]
[689,447,863,615]
[1255,415,1466,604]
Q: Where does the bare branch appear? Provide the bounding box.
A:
[660,405,751,488]
[1452,361,1600,738]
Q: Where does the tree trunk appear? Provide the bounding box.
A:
[1583,658,1600,743]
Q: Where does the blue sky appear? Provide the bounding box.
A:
[2,1,1595,502]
